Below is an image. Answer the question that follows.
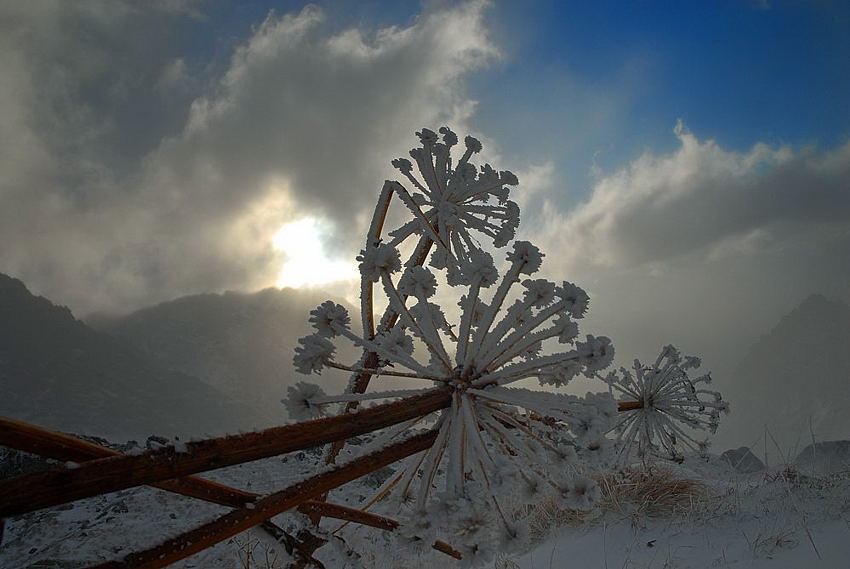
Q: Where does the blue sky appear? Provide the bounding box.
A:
[193,1,850,199]
[480,1,850,197]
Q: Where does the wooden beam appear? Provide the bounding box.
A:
[0,388,452,517]
[0,417,255,508]
[0,416,459,558]
[617,400,644,412]
[84,429,439,569]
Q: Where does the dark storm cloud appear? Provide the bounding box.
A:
[0,1,496,314]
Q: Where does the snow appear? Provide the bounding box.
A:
[5,127,842,569]
[4,450,849,568]
[515,517,850,569]
[511,459,850,569]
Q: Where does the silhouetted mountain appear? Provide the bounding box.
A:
[89,287,354,422]
[718,294,850,455]
[0,273,265,440]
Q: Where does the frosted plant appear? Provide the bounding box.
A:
[0,127,731,569]
[290,240,617,563]
[384,127,520,283]
[338,128,522,434]
[599,345,729,461]
[285,128,726,566]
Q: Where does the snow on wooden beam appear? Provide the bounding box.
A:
[84,428,440,569]
[0,416,461,558]
[0,387,452,517]
[0,416,255,508]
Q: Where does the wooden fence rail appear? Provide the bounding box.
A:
[0,416,460,560]
[84,429,440,569]
[1,394,643,567]
[0,387,452,517]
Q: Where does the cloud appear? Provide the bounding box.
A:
[543,122,850,271]
[518,123,850,422]
[0,1,497,314]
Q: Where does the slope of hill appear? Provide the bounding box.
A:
[717,294,850,456]
[0,273,265,440]
[89,287,355,422]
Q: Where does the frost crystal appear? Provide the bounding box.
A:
[292,334,335,374]
[600,345,729,461]
[309,301,351,337]
[281,128,727,567]
[357,243,402,282]
[284,381,327,421]
[397,266,438,299]
[289,230,616,559]
[386,127,521,281]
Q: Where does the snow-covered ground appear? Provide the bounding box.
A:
[511,459,850,569]
[3,452,849,569]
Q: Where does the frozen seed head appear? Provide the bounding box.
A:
[391,157,413,174]
[462,249,499,287]
[522,279,557,308]
[284,381,327,421]
[409,301,449,332]
[577,335,615,374]
[417,128,438,147]
[500,170,519,187]
[605,345,729,460]
[389,128,522,283]
[374,326,415,357]
[291,235,616,539]
[397,266,438,299]
[553,313,579,344]
[293,334,335,374]
[506,241,543,274]
[439,126,458,146]
[557,281,590,318]
[357,244,401,282]
[309,301,350,337]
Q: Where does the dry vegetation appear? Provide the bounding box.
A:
[523,464,708,539]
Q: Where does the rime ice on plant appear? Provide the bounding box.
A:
[384,127,520,282]
[291,236,617,563]
[600,345,728,461]
[285,128,725,566]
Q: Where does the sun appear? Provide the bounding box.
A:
[272,218,358,288]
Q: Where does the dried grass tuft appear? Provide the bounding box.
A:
[523,464,708,538]
[598,464,708,519]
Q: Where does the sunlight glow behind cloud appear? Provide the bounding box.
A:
[273,218,358,288]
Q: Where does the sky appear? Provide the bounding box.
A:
[2,0,849,441]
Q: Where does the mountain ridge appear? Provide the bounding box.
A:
[0,273,268,440]
[87,286,355,422]
[717,293,850,454]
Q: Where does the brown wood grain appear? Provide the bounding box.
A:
[0,417,256,508]
[84,429,438,569]
[0,387,452,517]
[618,400,644,412]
